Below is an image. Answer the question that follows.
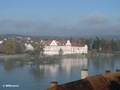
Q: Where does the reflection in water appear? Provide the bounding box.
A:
[4,59,16,72]
[2,57,88,78]
[26,58,88,81]
[88,57,115,75]
[39,64,59,78]
[28,65,45,81]
[1,56,120,90]
[3,58,24,72]
[60,58,88,76]
[2,57,118,78]
[36,58,88,79]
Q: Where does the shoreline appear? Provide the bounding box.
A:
[0,53,117,64]
[0,52,117,59]
[0,54,25,59]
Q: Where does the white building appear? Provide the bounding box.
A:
[25,43,34,51]
[0,40,4,44]
[41,40,88,55]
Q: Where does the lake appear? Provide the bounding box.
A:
[0,56,120,90]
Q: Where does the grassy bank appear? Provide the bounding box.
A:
[0,54,25,59]
[63,54,86,58]
[62,52,116,58]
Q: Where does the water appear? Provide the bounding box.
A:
[0,56,120,90]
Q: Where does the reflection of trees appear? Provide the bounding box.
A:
[28,65,44,81]
[4,58,24,72]
[89,57,115,73]
[90,57,101,70]
[16,62,24,68]
[4,59,16,72]
[0,58,4,63]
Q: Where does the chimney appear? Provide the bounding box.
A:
[81,69,88,79]
[105,70,111,74]
[50,81,58,88]
[116,69,120,72]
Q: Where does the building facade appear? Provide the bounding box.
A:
[41,40,88,55]
[25,43,34,51]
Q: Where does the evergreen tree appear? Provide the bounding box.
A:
[59,48,63,56]
[111,39,115,52]
[70,36,73,43]
[96,37,101,52]
[92,37,101,52]
[85,39,90,51]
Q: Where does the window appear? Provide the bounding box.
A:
[73,48,74,52]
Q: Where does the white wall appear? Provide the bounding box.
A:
[43,40,88,55]
[25,44,34,51]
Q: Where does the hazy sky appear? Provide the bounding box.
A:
[0,0,120,36]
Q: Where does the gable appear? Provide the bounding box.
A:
[50,40,57,45]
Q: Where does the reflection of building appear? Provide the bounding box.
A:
[38,58,88,78]
[61,58,88,75]
[39,64,59,77]
[38,58,88,77]
[41,40,88,55]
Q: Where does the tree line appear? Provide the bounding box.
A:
[0,40,44,56]
[0,40,24,54]
[1,37,120,55]
[84,37,120,54]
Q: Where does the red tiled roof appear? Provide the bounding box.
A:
[42,40,52,46]
[104,72,120,90]
[42,40,82,47]
[46,72,120,90]
[71,42,81,47]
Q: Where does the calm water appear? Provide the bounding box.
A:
[0,56,120,90]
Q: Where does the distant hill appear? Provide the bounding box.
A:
[81,35,120,39]
[0,34,120,40]
[0,34,30,37]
